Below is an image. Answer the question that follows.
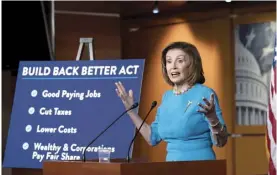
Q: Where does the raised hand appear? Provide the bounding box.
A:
[115,81,134,110]
[197,93,216,119]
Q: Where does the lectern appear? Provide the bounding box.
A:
[43,159,226,175]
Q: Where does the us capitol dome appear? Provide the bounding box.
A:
[235,27,269,126]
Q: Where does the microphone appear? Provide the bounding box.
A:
[82,102,139,162]
[126,101,157,163]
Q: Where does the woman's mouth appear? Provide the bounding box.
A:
[171,72,180,78]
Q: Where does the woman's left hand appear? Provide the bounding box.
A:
[197,93,217,120]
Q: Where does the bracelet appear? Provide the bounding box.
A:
[212,125,226,135]
[212,124,226,135]
[210,120,220,127]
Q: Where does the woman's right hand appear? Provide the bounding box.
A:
[115,81,134,110]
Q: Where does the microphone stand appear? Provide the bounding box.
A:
[126,101,157,163]
[82,102,138,162]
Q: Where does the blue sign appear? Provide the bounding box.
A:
[3,59,145,169]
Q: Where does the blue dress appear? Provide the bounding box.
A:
[150,83,225,161]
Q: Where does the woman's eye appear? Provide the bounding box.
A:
[166,60,172,64]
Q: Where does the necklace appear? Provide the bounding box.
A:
[173,85,193,95]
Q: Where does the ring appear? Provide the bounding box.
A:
[120,93,126,98]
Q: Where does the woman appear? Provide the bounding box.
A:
[115,41,228,161]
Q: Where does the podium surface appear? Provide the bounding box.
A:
[43,159,226,175]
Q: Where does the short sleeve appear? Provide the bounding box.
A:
[150,91,168,146]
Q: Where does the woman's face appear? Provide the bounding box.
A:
[165,49,191,85]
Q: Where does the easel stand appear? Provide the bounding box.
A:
[76,38,94,60]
